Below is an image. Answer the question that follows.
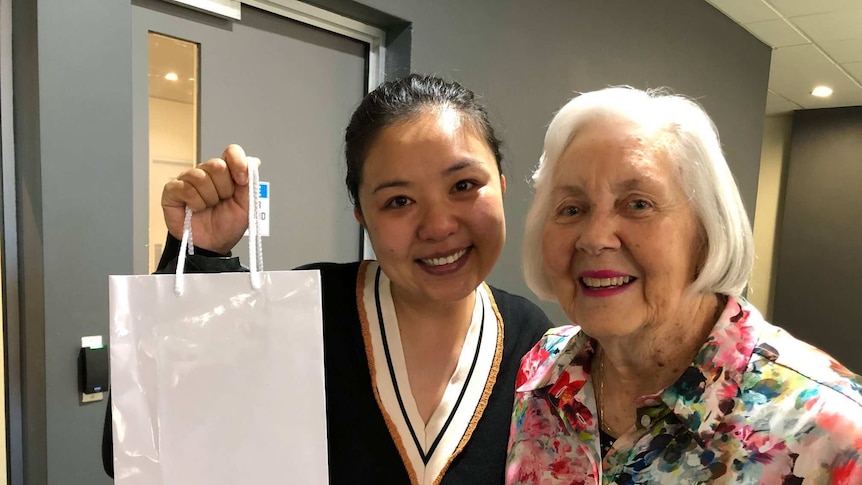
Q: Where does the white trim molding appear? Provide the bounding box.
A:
[163,0,242,20]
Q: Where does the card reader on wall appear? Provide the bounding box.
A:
[80,346,109,394]
[79,334,109,404]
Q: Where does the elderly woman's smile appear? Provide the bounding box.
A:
[578,271,635,294]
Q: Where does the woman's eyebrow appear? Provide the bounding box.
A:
[550,178,661,197]
[372,159,484,194]
[550,185,585,198]
[617,178,643,191]
[371,179,409,194]
[443,159,482,176]
[616,176,662,192]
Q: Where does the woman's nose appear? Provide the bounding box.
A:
[417,203,458,241]
[574,212,620,256]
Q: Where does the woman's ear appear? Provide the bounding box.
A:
[354,207,365,227]
[500,174,507,196]
[692,225,708,280]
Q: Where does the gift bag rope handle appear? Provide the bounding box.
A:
[175,157,264,295]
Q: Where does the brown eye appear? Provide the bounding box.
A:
[386,196,411,208]
[452,180,476,192]
[560,205,580,216]
[628,199,651,211]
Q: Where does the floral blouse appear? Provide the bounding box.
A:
[506,297,862,484]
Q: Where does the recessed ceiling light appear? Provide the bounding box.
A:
[811,86,833,97]
[164,72,179,82]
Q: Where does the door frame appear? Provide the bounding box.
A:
[1,0,21,482]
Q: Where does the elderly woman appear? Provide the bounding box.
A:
[506,87,862,484]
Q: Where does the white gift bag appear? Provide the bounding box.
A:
[109,161,328,484]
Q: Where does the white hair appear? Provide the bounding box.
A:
[523,87,754,300]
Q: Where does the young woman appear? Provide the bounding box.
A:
[105,74,553,484]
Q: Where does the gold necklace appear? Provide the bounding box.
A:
[596,346,616,436]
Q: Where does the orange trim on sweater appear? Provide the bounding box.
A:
[432,283,504,485]
[355,261,419,485]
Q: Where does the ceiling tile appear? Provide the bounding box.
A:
[705,0,780,23]
[744,19,808,48]
[768,0,862,18]
[791,9,862,43]
[820,38,862,63]
[769,44,862,109]
[765,90,802,114]
[843,61,862,85]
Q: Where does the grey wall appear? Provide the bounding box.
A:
[773,107,862,373]
[12,1,133,484]
[352,0,772,323]
[9,0,769,483]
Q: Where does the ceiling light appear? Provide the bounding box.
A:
[164,72,179,82]
[811,86,833,97]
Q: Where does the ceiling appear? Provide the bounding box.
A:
[147,2,862,114]
[706,0,862,115]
